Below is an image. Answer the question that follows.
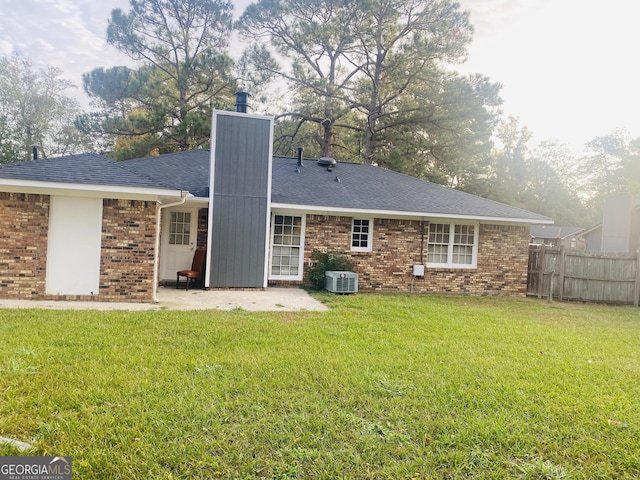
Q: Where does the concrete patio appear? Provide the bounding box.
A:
[0,287,329,312]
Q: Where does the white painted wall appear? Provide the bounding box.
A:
[46,196,103,295]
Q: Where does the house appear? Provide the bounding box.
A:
[574,197,640,253]
[529,225,585,249]
[597,196,639,253]
[0,109,553,303]
[580,224,603,251]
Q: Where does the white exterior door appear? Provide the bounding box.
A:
[46,196,102,295]
[160,208,198,281]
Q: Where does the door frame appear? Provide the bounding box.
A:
[159,206,199,282]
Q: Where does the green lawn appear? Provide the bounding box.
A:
[0,294,639,479]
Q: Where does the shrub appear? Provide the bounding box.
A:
[306,249,353,290]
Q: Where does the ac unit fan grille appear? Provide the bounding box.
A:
[336,276,356,292]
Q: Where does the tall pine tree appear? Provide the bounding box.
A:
[81,0,235,159]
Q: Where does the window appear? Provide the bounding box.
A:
[351,219,372,252]
[169,211,191,245]
[270,214,304,279]
[427,223,478,268]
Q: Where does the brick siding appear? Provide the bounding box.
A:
[297,215,529,295]
[0,195,158,302]
[0,193,49,297]
[99,199,157,302]
[2,196,529,300]
[197,207,208,248]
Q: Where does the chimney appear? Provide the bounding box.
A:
[296,146,304,167]
[234,91,251,113]
[31,144,38,160]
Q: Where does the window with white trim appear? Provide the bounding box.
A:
[169,211,191,245]
[351,219,372,252]
[269,214,305,280]
[427,223,478,268]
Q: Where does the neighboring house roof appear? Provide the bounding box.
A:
[530,225,584,239]
[0,150,553,224]
[579,224,602,237]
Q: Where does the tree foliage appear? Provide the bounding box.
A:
[239,0,368,158]
[351,0,474,165]
[0,56,90,163]
[482,116,532,206]
[376,72,501,188]
[526,143,593,226]
[81,0,236,159]
[476,118,594,226]
[578,131,628,200]
[19,0,632,228]
[306,249,353,290]
[238,0,499,175]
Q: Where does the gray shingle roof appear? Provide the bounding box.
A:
[0,153,173,190]
[272,157,552,222]
[122,150,210,197]
[0,151,552,223]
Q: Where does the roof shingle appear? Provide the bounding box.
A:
[0,150,552,223]
[0,153,173,190]
[271,157,551,222]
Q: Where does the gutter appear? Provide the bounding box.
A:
[153,191,190,303]
[270,202,554,225]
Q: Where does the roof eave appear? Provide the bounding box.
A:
[0,178,184,200]
[271,202,554,225]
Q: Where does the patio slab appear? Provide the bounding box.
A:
[0,287,329,312]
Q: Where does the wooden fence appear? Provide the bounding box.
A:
[527,245,640,306]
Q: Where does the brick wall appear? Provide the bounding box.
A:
[197,208,208,249]
[0,193,49,297]
[99,199,157,302]
[299,215,529,295]
[1,196,530,300]
[0,195,158,302]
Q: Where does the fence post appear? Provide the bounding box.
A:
[537,245,545,299]
[634,250,640,308]
[559,246,566,301]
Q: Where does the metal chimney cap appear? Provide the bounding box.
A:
[234,91,251,113]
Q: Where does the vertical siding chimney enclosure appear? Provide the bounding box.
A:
[31,144,38,160]
[234,91,251,113]
[207,105,274,288]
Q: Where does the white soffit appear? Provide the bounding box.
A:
[0,179,184,200]
[270,203,554,225]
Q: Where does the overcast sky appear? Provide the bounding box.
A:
[1,0,638,155]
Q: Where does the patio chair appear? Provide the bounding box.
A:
[176,248,206,290]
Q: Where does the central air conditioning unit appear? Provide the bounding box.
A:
[325,271,358,294]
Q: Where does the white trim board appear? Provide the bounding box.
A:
[271,203,553,225]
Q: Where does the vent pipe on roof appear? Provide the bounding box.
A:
[234,91,251,113]
[296,146,304,167]
[31,144,38,161]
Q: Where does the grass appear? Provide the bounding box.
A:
[0,294,639,479]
